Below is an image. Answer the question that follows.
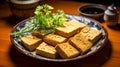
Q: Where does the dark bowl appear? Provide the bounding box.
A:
[78,4,106,20]
[10,14,108,62]
[9,0,40,19]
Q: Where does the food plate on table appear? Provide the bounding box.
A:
[10,4,108,62]
[10,14,108,62]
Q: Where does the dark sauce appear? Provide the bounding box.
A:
[80,7,104,14]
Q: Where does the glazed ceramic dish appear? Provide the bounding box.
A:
[10,14,108,62]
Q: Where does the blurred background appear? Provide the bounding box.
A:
[0,0,119,20]
[0,0,119,6]
[67,0,119,6]
[47,0,118,6]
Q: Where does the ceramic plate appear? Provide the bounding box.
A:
[10,14,108,62]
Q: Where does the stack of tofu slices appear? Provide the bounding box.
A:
[21,19,102,59]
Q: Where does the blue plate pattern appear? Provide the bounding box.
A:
[11,14,108,62]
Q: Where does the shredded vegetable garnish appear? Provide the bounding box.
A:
[11,4,66,37]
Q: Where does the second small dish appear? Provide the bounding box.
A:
[78,4,106,20]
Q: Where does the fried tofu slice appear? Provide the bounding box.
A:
[68,19,86,30]
[32,30,46,38]
[56,26,77,38]
[69,34,92,53]
[36,42,57,59]
[69,26,102,53]
[43,34,67,46]
[86,28,102,44]
[79,26,102,44]
[80,26,90,33]
[55,42,80,59]
[21,35,42,51]
[56,20,86,38]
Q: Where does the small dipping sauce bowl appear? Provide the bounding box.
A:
[78,4,106,20]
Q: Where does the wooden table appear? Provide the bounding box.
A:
[0,0,120,67]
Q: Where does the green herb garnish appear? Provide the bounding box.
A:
[11,4,66,37]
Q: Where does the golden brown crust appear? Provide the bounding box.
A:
[21,35,42,51]
[43,34,67,46]
[55,42,80,59]
[56,20,86,38]
[36,42,57,58]
[32,30,46,38]
[69,35,92,53]
[69,26,102,53]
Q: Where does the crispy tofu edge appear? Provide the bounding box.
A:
[55,42,80,59]
[36,42,57,59]
[55,20,86,38]
[69,34,93,54]
[43,34,67,46]
[21,35,42,51]
[32,30,46,38]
